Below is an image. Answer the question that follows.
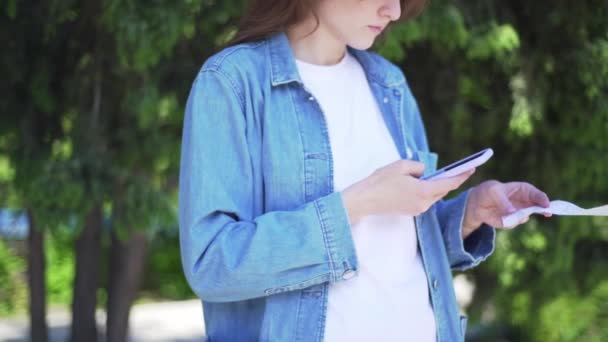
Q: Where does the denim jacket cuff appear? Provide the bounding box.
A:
[441,190,496,271]
[314,192,359,282]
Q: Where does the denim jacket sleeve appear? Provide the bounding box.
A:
[178,69,358,303]
[435,191,496,271]
[405,79,496,271]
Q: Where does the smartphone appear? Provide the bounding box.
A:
[421,148,493,180]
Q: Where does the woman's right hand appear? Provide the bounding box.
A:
[341,159,475,224]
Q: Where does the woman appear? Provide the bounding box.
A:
[179,0,551,341]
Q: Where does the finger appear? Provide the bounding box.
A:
[393,160,425,177]
[510,182,551,208]
[431,190,450,203]
[529,187,551,208]
[426,169,475,196]
[486,215,507,229]
[492,185,517,215]
[505,182,523,197]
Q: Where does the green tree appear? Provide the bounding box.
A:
[2,1,606,341]
[1,1,206,340]
[377,0,608,340]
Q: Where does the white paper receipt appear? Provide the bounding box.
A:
[502,200,608,228]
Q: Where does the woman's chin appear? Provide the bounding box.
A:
[348,39,375,51]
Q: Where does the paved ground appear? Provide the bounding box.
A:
[0,278,474,341]
[0,300,206,342]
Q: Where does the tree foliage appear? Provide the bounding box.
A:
[376,1,608,340]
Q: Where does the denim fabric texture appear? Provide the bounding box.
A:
[179,32,496,342]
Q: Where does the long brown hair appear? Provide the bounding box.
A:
[229,0,428,46]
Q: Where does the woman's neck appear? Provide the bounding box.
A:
[286,18,346,66]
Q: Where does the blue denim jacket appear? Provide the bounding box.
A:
[179,32,496,342]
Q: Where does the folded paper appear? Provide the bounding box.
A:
[501,200,608,228]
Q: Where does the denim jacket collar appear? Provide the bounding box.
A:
[267,31,404,88]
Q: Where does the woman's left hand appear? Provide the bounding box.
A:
[462,180,552,238]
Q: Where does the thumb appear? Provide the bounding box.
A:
[493,186,517,215]
[394,159,425,177]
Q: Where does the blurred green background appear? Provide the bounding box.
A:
[1,0,607,341]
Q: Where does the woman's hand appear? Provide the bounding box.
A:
[463,180,552,238]
[341,159,475,224]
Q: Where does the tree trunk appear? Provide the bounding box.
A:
[70,205,103,342]
[106,230,148,342]
[27,211,48,342]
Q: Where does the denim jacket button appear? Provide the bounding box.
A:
[433,279,439,289]
[383,97,389,103]
[342,269,356,280]
[308,96,315,101]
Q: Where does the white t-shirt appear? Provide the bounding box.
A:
[296,52,437,341]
